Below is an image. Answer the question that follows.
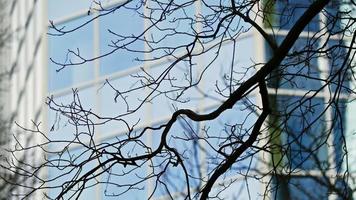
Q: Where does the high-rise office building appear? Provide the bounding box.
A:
[1,0,355,199]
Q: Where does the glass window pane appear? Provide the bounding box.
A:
[210,177,262,199]
[202,37,256,103]
[327,39,350,93]
[100,136,147,199]
[151,118,201,198]
[98,76,148,134]
[325,2,343,34]
[149,61,202,120]
[273,176,329,200]
[273,0,319,32]
[48,17,94,91]
[48,87,96,150]
[199,0,252,43]
[266,37,322,90]
[334,178,353,200]
[99,3,144,75]
[48,93,75,149]
[203,97,258,176]
[147,0,196,58]
[273,96,327,170]
[48,0,91,20]
[47,148,98,199]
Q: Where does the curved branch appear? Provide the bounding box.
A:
[199,80,270,200]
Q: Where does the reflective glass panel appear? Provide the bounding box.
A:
[48,87,96,150]
[274,176,329,200]
[266,36,322,90]
[48,17,94,91]
[203,97,258,176]
[98,75,148,134]
[47,148,98,199]
[99,3,144,75]
[273,0,319,32]
[151,117,201,198]
[327,39,350,93]
[147,0,196,58]
[100,135,147,199]
[273,95,328,170]
[48,0,91,20]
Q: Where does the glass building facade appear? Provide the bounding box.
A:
[45,1,260,199]
[2,0,356,199]
[263,1,353,199]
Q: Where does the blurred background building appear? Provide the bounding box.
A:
[1,0,355,199]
